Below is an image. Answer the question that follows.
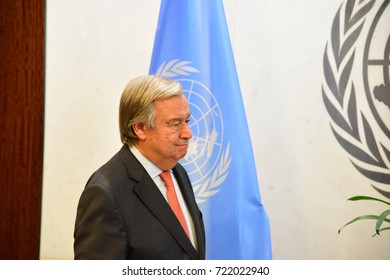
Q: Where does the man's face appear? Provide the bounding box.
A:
[136,94,192,170]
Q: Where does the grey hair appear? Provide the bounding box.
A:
[119,75,184,146]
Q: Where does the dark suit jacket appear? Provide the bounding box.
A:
[74,145,205,259]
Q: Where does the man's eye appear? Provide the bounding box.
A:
[170,122,181,128]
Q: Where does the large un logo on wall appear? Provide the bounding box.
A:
[155,59,231,203]
[322,0,390,198]
[363,0,390,139]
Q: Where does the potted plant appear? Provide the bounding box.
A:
[338,195,390,236]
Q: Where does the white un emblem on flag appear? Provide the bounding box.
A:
[155,60,231,203]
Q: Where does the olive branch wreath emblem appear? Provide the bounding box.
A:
[155,59,232,204]
[322,0,390,198]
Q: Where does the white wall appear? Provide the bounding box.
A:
[41,0,390,259]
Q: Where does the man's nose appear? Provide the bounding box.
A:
[181,122,192,139]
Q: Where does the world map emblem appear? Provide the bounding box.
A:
[155,59,232,203]
[322,0,390,198]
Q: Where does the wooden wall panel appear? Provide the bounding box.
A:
[0,0,45,259]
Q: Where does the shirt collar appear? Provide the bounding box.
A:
[129,145,163,179]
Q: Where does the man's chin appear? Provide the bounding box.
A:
[177,150,188,160]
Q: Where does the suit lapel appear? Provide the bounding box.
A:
[119,146,199,259]
[173,166,206,259]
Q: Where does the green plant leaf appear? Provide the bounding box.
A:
[372,227,390,237]
[338,215,379,234]
[339,195,390,236]
[348,196,390,206]
[375,209,390,234]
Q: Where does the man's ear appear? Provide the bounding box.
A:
[132,122,147,140]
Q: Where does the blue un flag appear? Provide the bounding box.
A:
[149,0,272,259]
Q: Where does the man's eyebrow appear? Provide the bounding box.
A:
[166,118,184,123]
[169,113,191,120]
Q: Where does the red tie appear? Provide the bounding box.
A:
[159,171,190,238]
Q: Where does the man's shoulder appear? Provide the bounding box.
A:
[86,146,131,186]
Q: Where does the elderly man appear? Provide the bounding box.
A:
[74,75,205,260]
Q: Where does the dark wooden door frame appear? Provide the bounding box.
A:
[0,0,45,259]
